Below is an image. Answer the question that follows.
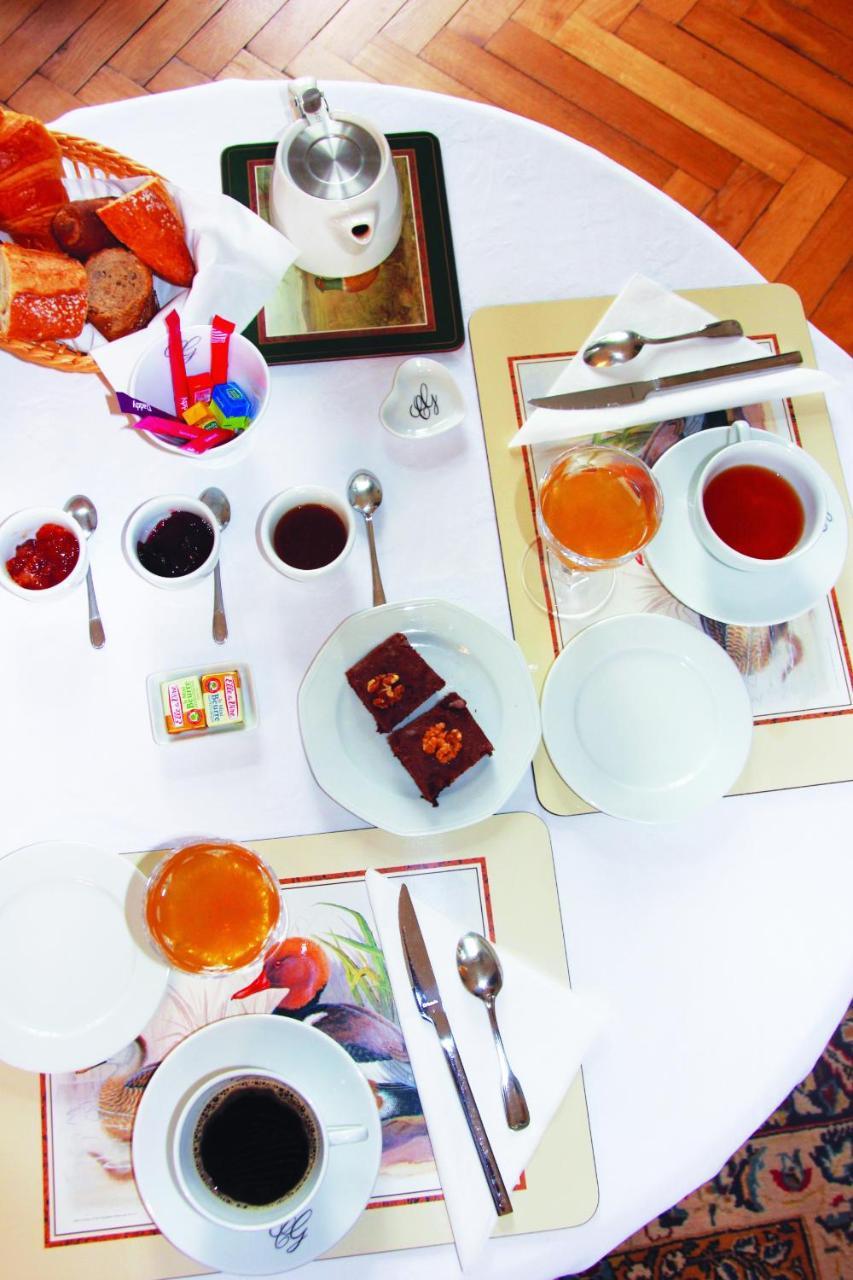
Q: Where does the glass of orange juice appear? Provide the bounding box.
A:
[523,444,663,619]
[144,840,285,976]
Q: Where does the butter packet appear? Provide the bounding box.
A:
[161,676,207,734]
[201,671,243,727]
[147,663,257,744]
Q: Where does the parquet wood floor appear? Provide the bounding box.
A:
[1,0,849,351]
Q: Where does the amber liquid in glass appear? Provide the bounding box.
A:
[540,460,660,565]
[145,842,281,973]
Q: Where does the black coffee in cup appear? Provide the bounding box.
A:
[193,1076,317,1207]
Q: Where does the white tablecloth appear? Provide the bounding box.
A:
[2,81,852,1280]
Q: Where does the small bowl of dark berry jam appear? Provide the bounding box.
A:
[259,486,355,580]
[0,507,87,600]
[124,495,219,589]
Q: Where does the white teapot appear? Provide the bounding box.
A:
[270,79,403,278]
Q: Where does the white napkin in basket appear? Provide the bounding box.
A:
[365,869,604,1273]
[59,173,297,391]
[509,274,836,449]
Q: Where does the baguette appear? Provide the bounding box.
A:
[97,177,195,286]
[86,248,157,341]
[0,243,87,341]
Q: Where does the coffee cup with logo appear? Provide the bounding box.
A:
[171,1067,370,1231]
[691,420,828,572]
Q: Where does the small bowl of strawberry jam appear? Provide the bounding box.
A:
[0,507,87,600]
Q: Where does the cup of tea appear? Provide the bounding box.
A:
[144,840,285,975]
[692,421,828,572]
[172,1066,371,1230]
[258,486,355,580]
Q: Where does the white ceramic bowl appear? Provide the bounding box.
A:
[258,486,355,580]
[379,357,465,438]
[0,506,88,600]
[124,495,220,589]
[127,325,271,465]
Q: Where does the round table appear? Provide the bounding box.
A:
[2,82,852,1280]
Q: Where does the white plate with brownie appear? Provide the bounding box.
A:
[298,599,540,836]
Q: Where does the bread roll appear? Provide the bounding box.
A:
[97,178,195,286]
[86,248,157,341]
[0,243,87,340]
[52,198,120,260]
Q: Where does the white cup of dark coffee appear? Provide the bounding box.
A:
[172,1067,370,1231]
[691,420,828,572]
[258,486,355,580]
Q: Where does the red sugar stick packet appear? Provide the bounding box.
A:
[210,315,235,386]
[165,310,191,415]
[182,428,237,453]
[124,415,207,442]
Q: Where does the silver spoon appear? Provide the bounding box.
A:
[582,318,743,368]
[457,931,530,1131]
[200,487,231,644]
[347,470,386,607]
[63,494,105,649]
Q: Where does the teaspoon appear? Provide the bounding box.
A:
[63,494,105,649]
[457,931,530,1131]
[582,318,743,368]
[347,470,386,607]
[200,487,231,644]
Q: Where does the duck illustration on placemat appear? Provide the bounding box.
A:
[231,909,431,1172]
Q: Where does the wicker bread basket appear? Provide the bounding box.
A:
[0,132,158,374]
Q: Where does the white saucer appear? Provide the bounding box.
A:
[298,599,540,836]
[541,614,753,822]
[379,357,465,438]
[645,426,848,625]
[132,1014,382,1275]
[0,842,169,1073]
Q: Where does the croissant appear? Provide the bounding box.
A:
[0,108,66,249]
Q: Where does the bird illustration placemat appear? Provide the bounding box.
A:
[0,814,596,1278]
[470,284,853,816]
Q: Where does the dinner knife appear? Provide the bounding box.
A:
[528,350,803,410]
[398,883,513,1217]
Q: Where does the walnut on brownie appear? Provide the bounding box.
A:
[387,693,494,806]
[345,631,445,732]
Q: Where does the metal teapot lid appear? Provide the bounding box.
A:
[284,79,382,201]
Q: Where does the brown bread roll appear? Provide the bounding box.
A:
[85,248,157,341]
[51,199,120,260]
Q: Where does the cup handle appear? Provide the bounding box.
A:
[327,1124,370,1146]
[730,418,752,443]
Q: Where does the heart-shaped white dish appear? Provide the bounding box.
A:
[379,356,465,438]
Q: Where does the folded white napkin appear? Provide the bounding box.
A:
[365,869,604,1272]
[509,274,836,449]
[58,172,298,391]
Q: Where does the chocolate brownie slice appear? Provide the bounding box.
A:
[388,693,494,806]
[346,632,445,733]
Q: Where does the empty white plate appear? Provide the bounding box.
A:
[0,842,169,1072]
[541,614,753,822]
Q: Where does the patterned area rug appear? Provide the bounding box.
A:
[575,1003,852,1280]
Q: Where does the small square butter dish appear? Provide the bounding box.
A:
[146,662,258,744]
[379,357,465,439]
